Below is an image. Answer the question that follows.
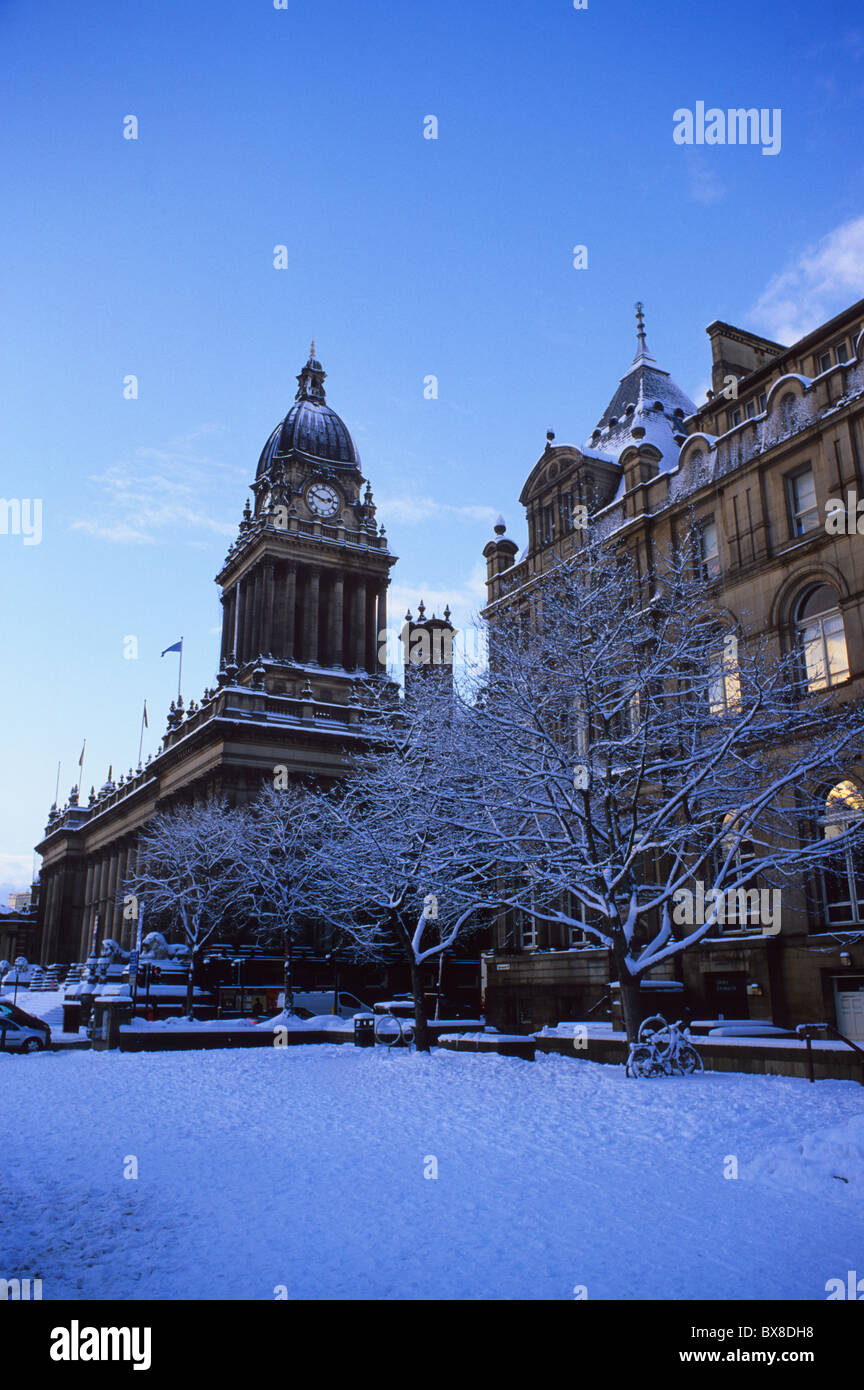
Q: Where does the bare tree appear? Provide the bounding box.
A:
[238,782,335,1011]
[126,799,248,1017]
[297,677,498,1051]
[467,527,864,1040]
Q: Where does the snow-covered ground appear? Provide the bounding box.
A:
[2,1000,863,1299]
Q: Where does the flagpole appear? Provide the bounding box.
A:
[138,700,147,766]
[79,739,86,793]
[54,761,61,804]
[178,638,183,703]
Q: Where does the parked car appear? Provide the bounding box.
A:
[0,1016,50,1052]
[0,1000,51,1036]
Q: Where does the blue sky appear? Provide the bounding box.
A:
[1,0,864,894]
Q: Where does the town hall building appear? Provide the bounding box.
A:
[35,349,442,967]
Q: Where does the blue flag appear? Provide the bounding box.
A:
[161,640,182,657]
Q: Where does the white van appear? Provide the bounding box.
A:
[279,990,371,1019]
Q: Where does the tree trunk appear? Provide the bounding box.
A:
[409,953,431,1053]
[613,942,641,1044]
[185,951,196,1019]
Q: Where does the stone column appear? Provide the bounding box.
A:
[305,567,320,665]
[105,853,119,940]
[282,563,297,662]
[260,561,275,657]
[365,585,378,672]
[82,862,95,953]
[249,569,263,659]
[328,570,345,668]
[354,579,367,670]
[95,857,108,946]
[376,582,388,672]
[235,580,246,663]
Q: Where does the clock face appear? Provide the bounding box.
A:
[306,483,340,518]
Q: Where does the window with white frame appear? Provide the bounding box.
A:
[787,465,819,536]
[795,586,850,691]
[698,518,720,579]
[820,780,864,927]
[708,633,741,716]
[711,814,761,933]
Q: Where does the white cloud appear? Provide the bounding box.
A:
[685,154,726,206]
[0,852,36,889]
[378,495,500,526]
[70,428,243,545]
[750,216,864,344]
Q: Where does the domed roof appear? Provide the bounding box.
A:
[585,304,696,467]
[257,346,360,478]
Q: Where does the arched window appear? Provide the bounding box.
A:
[779,391,797,432]
[795,586,849,691]
[820,780,864,926]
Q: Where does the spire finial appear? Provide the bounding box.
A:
[309,339,316,361]
[635,301,646,350]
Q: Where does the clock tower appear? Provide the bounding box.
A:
[216,346,396,697]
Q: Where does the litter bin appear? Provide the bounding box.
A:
[62,999,81,1034]
[354,1014,375,1047]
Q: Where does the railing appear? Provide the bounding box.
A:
[796,1020,864,1085]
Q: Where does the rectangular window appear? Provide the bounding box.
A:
[816,349,832,374]
[698,519,720,579]
[800,612,850,691]
[787,466,819,537]
[728,406,742,428]
[743,400,756,419]
[757,391,768,413]
[836,341,850,364]
[708,637,741,716]
[518,910,538,950]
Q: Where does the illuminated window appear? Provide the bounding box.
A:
[708,634,741,715]
[795,586,849,691]
[820,781,864,926]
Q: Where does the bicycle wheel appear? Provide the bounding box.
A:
[675,1044,703,1075]
[626,1044,664,1077]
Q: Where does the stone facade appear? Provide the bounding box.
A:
[482,298,864,1036]
[36,350,397,965]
